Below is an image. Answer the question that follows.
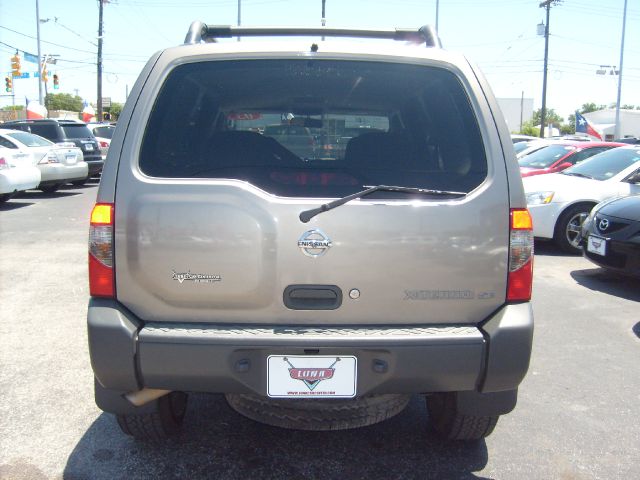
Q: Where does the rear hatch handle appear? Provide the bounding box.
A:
[299,185,466,223]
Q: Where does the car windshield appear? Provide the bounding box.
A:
[6,131,53,147]
[518,144,575,168]
[140,59,488,198]
[513,141,533,155]
[61,124,94,139]
[92,126,115,139]
[562,147,640,181]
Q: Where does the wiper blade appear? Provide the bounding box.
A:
[562,172,594,179]
[299,185,466,223]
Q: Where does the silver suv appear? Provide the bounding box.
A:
[88,23,534,442]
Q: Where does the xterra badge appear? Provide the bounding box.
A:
[297,229,333,257]
[172,270,221,284]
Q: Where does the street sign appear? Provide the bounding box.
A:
[101,97,111,108]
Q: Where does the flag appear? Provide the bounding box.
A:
[26,100,47,119]
[82,100,96,123]
[575,111,602,140]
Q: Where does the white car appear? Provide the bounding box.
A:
[0,129,88,193]
[87,123,115,161]
[0,146,41,202]
[524,146,640,253]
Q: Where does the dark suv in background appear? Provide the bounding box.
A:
[3,119,103,181]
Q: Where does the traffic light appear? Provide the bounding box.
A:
[41,65,48,83]
[10,54,21,77]
[53,74,59,89]
[4,76,11,92]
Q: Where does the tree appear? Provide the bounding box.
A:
[45,93,83,112]
[531,108,563,127]
[1,105,23,111]
[104,102,123,120]
[518,120,539,136]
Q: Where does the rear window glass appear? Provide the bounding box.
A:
[92,126,115,139]
[6,131,53,147]
[29,124,58,139]
[140,60,487,198]
[61,124,94,139]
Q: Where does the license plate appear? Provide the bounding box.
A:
[587,235,607,256]
[267,355,357,398]
[65,154,77,164]
[84,144,94,151]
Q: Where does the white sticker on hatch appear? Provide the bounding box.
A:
[171,270,221,284]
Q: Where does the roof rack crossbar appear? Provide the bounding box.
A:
[184,23,442,48]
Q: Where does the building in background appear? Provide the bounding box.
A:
[497,97,534,133]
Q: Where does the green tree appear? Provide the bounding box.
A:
[1,105,24,111]
[45,93,83,112]
[531,108,564,127]
[518,120,539,136]
[105,102,123,120]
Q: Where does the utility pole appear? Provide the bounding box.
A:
[36,0,44,106]
[436,0,440,32]
[237,0,241,41]
[321,0,326,41]
[322,0,326,26]
[538,1,562,138]
[539,1,551,138]
[97,0,105,122]
[614,0,628,139]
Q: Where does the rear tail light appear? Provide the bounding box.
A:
[89,203,115,297]
[99,140,109,148]
[507,208,534,302]
[0,157,8,170]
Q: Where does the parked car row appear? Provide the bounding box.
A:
[580,195,640,277]
[0,119,114,202]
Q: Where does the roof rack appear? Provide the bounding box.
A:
[184,22,442,48]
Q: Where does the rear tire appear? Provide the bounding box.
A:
[71,177,88,186]
[426,392,499,441]
[40,184,61,194]
[554,203,593,254]
[116,391,188,441]
[226,393,410,431]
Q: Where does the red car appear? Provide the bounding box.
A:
[518,141,626,177]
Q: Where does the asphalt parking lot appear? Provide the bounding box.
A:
[1,183,639,480]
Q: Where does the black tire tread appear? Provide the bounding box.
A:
[226,393,410,431]
[426,392,499,441]
[115,392,187,441]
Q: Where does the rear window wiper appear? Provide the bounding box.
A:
[561,172,594,179]
[299,185,466,223]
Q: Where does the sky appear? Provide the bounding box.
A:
[1,0,639,123]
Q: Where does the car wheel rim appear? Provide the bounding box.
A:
[566,212,588,248]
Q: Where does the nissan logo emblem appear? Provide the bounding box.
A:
[298,229,333,257]
[598,218,610,232]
